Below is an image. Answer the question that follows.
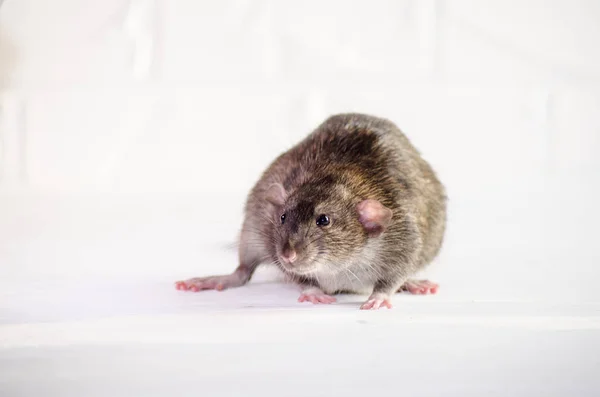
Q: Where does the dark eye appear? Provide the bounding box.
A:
[316,214,330,227]
[280,213,286,224]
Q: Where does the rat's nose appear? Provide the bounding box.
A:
[281,243,297,264]
[281,249,297,264]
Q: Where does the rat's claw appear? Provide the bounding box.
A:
[175,279,211,292]
[400,279,439,295]
[321,295,337,303]
[298,287,336,304]
[175,274,246,292]
[360,294,393,310]
[360,299,392,310]
[175,281,189,290]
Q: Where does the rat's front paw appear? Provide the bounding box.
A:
[175,274,244,292]
[400,279,439,294]
[298,287,337,304]
[360,293,393,310]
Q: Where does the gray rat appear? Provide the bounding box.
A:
[176,113,447,310]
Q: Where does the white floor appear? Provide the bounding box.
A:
[1,195,599,396]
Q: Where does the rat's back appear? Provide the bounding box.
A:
[247,113,446,267]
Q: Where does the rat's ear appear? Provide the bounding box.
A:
[356,199,393,237]
[266,183,287,206]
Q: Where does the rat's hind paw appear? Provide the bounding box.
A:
[360,293,393,310]
[399,279,439,295]
[298,287,337,304]
[175,274,245,292]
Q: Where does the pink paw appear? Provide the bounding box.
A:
[298,288,337,304]
[360,296,393,310]
[175,274,242,292]
[400,279,439,295]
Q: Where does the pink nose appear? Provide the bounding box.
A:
[281,249,297,264]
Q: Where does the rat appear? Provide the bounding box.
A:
[175,113,447,310]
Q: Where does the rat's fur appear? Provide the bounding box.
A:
[178,113,446,308]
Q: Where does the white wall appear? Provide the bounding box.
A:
[1,1,599,301]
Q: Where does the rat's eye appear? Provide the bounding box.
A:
[280,213,286,224]
[316,214,330,227]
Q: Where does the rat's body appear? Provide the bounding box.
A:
[176,113,446,309]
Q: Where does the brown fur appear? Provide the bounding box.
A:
[235,113,447,296]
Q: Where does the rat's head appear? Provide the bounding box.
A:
[265,181,393,276]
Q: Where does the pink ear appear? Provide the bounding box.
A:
[356,199,393,237]
[266,183,287,206]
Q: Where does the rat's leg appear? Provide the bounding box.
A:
[175,223,265,292]
[298,286,337,304]
[399,279,439,294]
[360,292,393,310]
[360,275,408,310]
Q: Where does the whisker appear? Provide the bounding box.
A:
[304,235,323,248]
[341,267,354,285]
[304,223,311,240]
[345,267,361,284]
[313,271,321,286]
[364,262,383,279]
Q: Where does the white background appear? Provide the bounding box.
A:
[2,0,599,300]
[1,1,599,396]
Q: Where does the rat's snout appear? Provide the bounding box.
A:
[280,241,297,264]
